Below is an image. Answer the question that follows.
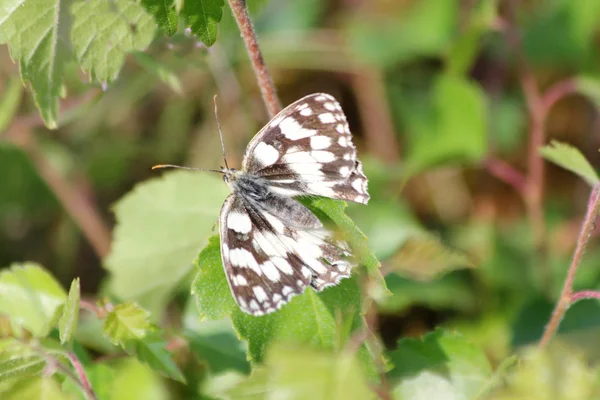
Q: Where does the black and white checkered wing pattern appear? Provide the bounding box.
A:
[242,93,370,204]
[219,194,352,316]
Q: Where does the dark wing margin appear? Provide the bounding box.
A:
[218,194,354,316]
[241,93,370,205]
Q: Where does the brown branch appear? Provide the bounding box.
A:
[571,290,600,303]
[539,184,600,348]
[484,157,527,196]
[228,0,281,117]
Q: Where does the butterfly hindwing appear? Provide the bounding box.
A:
[219,192,353,316]
[242,93,369,204]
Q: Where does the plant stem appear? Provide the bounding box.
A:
[539,184,600,348]
[67,352,96,400]
[484,157,527,196]
[228,0,281,117]
[570,290,600,303]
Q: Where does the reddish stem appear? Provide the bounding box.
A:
[67,352,95,399]
[539,184,600,348]
[228,0,281,117]
[485,157,527,196]
[571,290,600,303]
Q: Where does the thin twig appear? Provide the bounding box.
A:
[539,184,600,348]
[20,138,111,258]
[228,0,281,117]
[484,157,527,196]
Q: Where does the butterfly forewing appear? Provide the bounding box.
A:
[242,93,370,204]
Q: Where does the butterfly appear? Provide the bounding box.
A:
[156,93,369,316]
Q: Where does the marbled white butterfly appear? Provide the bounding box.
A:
[156,93,369,316]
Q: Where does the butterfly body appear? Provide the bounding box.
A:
[217,93,370,316]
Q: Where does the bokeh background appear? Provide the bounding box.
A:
[3,0,600,396]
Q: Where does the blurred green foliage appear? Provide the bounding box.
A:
[2,0,600,398]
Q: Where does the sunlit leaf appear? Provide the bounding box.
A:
[103,302,185,382]
[104,302,151,344]
[0,338,67,382]
[70,0,156,84]
[105,171,229,315]
[540,140,599,186]
[0,263,66,337]
[59,278,80,344]
[0,0,71,128]
[191,236,237,321]
[388,329,492,400]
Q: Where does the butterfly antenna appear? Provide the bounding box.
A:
[213,95,230,170]
[151,164,223,174]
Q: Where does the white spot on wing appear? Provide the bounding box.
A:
[282,286,294,296]
[227,211,252,234]
[336,124,344,134]
[324,102,336,111]
[260,260,281,281]
[352,178,365,193]
[280,116,317,140]
[311,150,335,163]
[253,142,280,167]
[318,112,336,124]
[310,135,331,150]
[300,107,313,116]
[253,286,269,303]
[272,256,294,275]
[236,275,248,286]
[229,248,261,275]
[262,212,286,234]
[339,166,350,176]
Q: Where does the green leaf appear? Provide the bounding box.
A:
[191,236,238,321]
[0,263,66,337]
[132,52,182,94]
[2,376,74,400]
[105,170,229,315]
[0,0,71,128]
[103,302,185,382]
[104,302,151,344]
[231,276,362,362]
[140,0,178,35]
[126,331,185,383]
[388,329,492,400]
[0,338,67,382]
[58,278,80,345]
[540,140,599,186]
[180,0,225,46]
[70,0,156,84]
[209,345,374,400]
[186,319,250,375]
[385,235,476,281]
[405,74,487,176]
[0,78,23,134]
